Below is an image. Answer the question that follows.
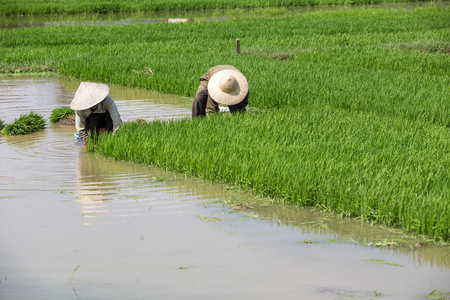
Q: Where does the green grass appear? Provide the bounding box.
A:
[0,119,5,131]
[0,4,449,240]
[87,108,450,240]
[423,290,450,299]
[1,6,447,126]
[2,111,46,135]
[49,106,75,122]
[0,0,432,16]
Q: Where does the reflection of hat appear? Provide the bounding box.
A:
[70,82,110,110]
[208,69,248,105]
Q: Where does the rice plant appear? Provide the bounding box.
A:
[3,111,46,135]
[87,107,450,241]
[1,0,427,16]
[49,106,75,122]
[2,6,447,125]
[0,118,5,131]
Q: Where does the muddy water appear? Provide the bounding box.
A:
[0,76,449,300]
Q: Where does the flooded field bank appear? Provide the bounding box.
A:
[0,76,449,299]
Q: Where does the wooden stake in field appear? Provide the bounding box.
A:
[236,38,240,54]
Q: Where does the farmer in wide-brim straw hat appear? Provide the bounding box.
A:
[192,65,249,118]
[70,82,122,143]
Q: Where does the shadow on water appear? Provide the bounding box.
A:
[1,75,449,299]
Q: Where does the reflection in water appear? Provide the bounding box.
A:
[385,245,450,270]
[76,152,114,223]
[1,76,449,299]
[255,204,450,269]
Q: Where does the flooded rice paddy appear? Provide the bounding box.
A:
[0,76,449,300]
[2,2,448,29]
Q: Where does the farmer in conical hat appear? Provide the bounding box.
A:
[70,82,122,143]
[192,65,249,118]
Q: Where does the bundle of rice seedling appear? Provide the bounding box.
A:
[0,119,5,131]
[49,107,76,126]
[49,106,75,123]
[3,111,46,136]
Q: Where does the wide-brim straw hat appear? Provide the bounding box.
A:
[70,82,110,110]
[208,69,248,105]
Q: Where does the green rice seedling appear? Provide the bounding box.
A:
[1,0,426,16]
[2,6,448,126]
[68,264,81,280]
[362,257,404,267]
[3,111,46,135]
[49,106,75,123]
[423,290,450,299]
[89,106,450,241]
[0,119,5,131]
[0,61,56,74]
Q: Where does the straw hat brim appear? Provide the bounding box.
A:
[208,69,248,105]
[70,82,110,111]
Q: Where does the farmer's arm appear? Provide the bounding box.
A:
[192,83,209,118]
[103,96,122,131]
[75,111,89,142]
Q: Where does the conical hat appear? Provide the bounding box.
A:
[208,69,248,105]
[70,82,110,110]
